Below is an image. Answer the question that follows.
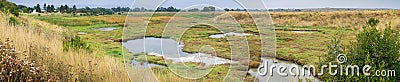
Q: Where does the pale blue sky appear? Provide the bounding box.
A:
[8,0,400,9]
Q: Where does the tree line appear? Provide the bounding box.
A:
[18,4,249,13]
[14,3,252,16]
[18,4,120,15]
[155,6,248,12]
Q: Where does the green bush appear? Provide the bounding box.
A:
[8,17,19,26]
[62,35,91,52]
[323,18,400,81]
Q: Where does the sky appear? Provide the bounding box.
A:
[8,0,400,9]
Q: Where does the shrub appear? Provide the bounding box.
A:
[62,35,91,52]
[323,18,400,81]
[8,17,19,26]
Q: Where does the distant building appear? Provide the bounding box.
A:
[31,10,39,14]
[41,9,46,13]
[31,9,47,14]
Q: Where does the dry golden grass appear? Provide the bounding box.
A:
[0,13,129,81]
[92,16,127,24]
[216,10,399,30]
[270,10,400,29]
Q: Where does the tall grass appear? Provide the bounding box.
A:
[0,12,129,81]
[269,10,400,29]
[216,10,400,30]
[0,38,51,81]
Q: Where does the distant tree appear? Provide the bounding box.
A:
[59,5,64,13]
[155,6,179,12]
[188,8,199,12]
[140,7,145,11]
[64,5,69,13]
[28,7,34,13]
[124,7,139,12]
[117,7,121,12]
[85,6,91,12]
[166,6,178,12]
[43,3,46,11]
[17,5,27,9]
[50,5,55,12]
[112,6,121,12]
[35,4,41,13]
[201,6,215,12]
[156,7,166,12]
[202,7,210,12]
[132,8,140,12]
[46,5,51,12]
[72,5,77,13]
[17,5,28,13]
[209,6,215,11]
[122,7,130,12]
[224,8,230,11]
[21,7,28,13]
[235,8,241,11]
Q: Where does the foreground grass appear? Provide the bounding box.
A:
[0,12,129,81]
[31,14,127,58]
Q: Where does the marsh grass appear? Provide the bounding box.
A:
[32,15,126,26]
[26,11,399,81]
[62,35,91,52]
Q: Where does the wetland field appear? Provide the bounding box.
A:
[1,5,399,81]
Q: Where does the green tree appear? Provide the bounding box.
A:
[50,5,55,12]
[43,3,46,11]
[166,6,178,12]
[72,5,77,13]
[64,5,69,13]
[209,6,215,11]
[188,8,199,12]
[59,5,64,13]
[202,7,210,12]
[46,5,51,12]
[224,8,230,11]
[35,4,40,13]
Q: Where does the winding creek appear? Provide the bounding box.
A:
[94,27,118,31]
[209,32,254,38]
[122,35,319,81]
[249,58,320,82]
[123,37,232,67]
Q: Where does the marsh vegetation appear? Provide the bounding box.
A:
[1,1,399,80]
